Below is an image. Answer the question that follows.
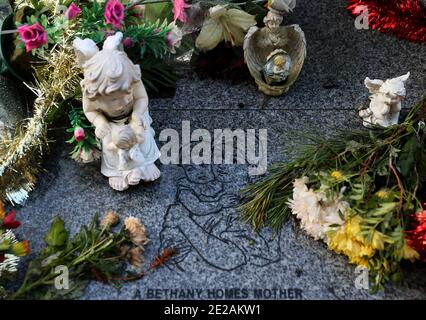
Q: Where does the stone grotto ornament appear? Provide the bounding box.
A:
[243,0,306,96]
[73,32,161,192]
[359,72,410,128]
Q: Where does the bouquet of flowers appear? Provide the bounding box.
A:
[0,201,30,298]
[241,96,426,291]
[1,207,176,300]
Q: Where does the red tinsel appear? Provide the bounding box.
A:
[347,0,426,44]
[406,208,426,262]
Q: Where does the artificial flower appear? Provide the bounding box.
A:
[195,5,256,51]
[71,147,101,164]
[2,210,21,229]
[104,0,125,29]
[123,37,134,48]
[173,0,191,23]
[166,22,183,54]
[65,3,81,20]
[74,127,85,142]
[101,210,120,228]
[124,217,149,247]
[17,23,48,53]
[11,240,30,257]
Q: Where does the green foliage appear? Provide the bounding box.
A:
[240,96,426,291]
[75,1,107,43]
[241,96,426,232]
[66,103,100,159]
[124,21,169,60]
[143,2,173,24]
[7,214,133,300]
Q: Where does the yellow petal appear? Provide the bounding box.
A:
[403,244,419,262]
[371,231,385,250]
[0,201,5,220]
[195,19,224,51]
[222,21,246,46]
[227,9,257,31]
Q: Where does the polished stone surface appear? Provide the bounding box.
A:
[3,0,426,299]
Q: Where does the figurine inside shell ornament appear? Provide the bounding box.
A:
[244,0,306,96]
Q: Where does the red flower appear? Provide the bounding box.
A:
[17,22,48,52]
[0,253,5,263]
[2,210,21,229]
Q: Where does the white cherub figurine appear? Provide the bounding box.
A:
[73,32,161,191]
[359,72,410,128]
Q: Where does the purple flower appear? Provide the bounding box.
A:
[104,0,125,29]
[65,3,81,20]
[123,37,134,47]
[17,23,48,52]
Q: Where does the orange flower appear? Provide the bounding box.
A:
[11,240,31,257]
[0,201,5,220]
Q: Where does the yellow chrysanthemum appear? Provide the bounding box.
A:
[327,216,375,267]
[330,171,344,182]
[375,189,389,199]
[402,243,420,262]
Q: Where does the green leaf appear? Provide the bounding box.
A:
[44,217,68,248]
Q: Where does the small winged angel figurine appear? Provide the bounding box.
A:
[359,73,410,128]
[73,32,161,191]
[243,0,305,96]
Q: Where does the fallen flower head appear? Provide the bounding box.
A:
[101,210,120,229]
[124,216,149,247]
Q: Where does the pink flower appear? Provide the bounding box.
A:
[74,127,86,142]
[104,0,125,29]
[17,23,48,52]
[123,37,134,47]
[65,3,81,20]
[173,0,191,23]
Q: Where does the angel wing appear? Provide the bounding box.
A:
[103,32,123,50]
[73,38,99,67]
[244,26,263,79]
[270,0,297,14]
